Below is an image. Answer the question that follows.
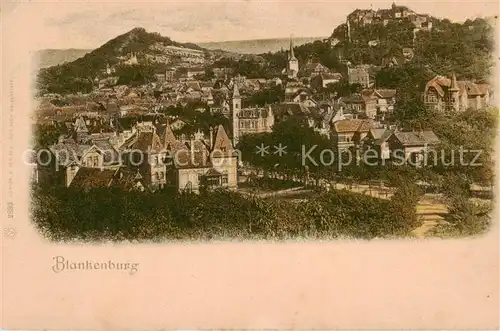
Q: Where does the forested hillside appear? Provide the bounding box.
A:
[295,16,494,81]
[36,27,207,95]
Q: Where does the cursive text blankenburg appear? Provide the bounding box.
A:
[52,256,139,275]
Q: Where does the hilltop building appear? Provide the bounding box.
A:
[125,52,139,65]
[346,2,432,36]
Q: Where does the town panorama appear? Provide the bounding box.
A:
[31,3,496,242]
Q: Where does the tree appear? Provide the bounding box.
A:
[32,124,67,149]
[249,85,284,106]
[388,181,423,235]
[324,79,361,97]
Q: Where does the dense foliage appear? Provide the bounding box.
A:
[237,117,331,182]
[249,85,285,106]
[159,102,232,137]
[211,54,286,79]
[428,173,493,237]
[32,123,67,149]
[114,64,156,86]
[31,183,421,242]
[326,17,494,80]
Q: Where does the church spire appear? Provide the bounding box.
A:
[232,82,240,98]
[289,36,297,60]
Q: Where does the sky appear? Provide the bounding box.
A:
[2,0,499,50]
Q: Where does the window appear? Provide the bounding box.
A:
[221,147,227,152]
[160,172,165,179]
[222,176,228,184]
[92,156,99,167]
[427,91,438,103]
[207,177,219,186]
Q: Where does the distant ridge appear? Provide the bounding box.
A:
[36,35,326,68]
[36,48,93,69]
[199,36,327,54]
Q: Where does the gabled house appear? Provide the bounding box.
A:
[207,125,238,190]
[313,102,346,138]
[347,65,375,88]
[39,138,121,187]
[120,130,166,188]
[270,102,312,124]
[359,89,397,120]
[424,74,491,112]
[311,73,343,89]
[69,167,145,192]
[284,81,305,101]
[302,62,331,77]
[340,91,378,119]
[292,91,318,107]
[386,130,440,166]
[331,119,378,151]
[362,127,395,160]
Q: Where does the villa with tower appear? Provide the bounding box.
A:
[423,74,491,112]
[231,84,274,146]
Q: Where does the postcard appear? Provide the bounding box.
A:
[1,0,499,329]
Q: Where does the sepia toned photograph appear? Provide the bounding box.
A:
[2,0,499,329]
[26,0,497,243]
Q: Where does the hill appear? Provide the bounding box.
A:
[199,36,326,54]
[288,8,494,83]
[36,27,209,95]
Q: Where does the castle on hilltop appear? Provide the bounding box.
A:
[345,2,432,40]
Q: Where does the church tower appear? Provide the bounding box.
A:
[232,84,241,146]
[287,37,299,78]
